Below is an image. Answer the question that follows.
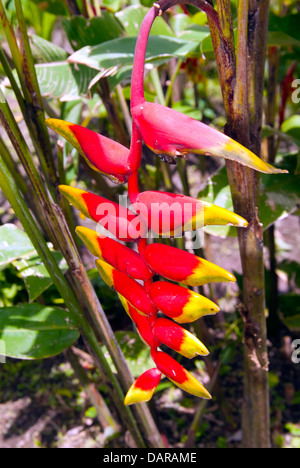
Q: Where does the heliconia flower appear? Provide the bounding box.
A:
[118,294,159,348]
[144,243,236,286]
[95,259,156,316]
[151,348,212,399]
[59,185,147,242]
[132,100,287,175]
[130,7,287,176]
[132,190,248,236]
[152,317,209,359]
[75,226,153,281]
[124,368,162,406]
[149,281,220,323]
[46,118,134,184]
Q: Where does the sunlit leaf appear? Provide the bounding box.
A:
[116,5,174,37]
[0,224,36,271]
[13,252,68,302]
[0,303,79,359]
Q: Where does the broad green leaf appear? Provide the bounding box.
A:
[13,252,68,302]
[68,35,198,72]
[0,303,79,359]
[29,34,69,63]
[34,62,98,101]
[0,224,36,271]
[178,24,211,46]
[0,224,69,300]
[116,5,174,37]
[269,12,300,42]
[62,12,124,51]
[102,331,152,377]
[5,62,99,101]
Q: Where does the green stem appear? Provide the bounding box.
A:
[0,135,27,195]
[14,0,59,194]
[65,347,120,436]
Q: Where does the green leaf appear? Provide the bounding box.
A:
[31,0,69,16]
[178,24,211,46]
[0,224,68,300]
[269,12,300,43]
[13,251,68,302]
[34,62,98,101]
[0,224,36,271]
[62,12,124,50]
[115,5,174,37]
[29,34,69,63]
[68,35,198,71]
[0,303,79,359]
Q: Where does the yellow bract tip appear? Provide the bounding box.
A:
[95,258,114,288]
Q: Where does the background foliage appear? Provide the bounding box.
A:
[0,0,299,448]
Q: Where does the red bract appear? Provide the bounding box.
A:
[96,259,156,316]
[144,243,236,286]
[149,281,220,323]
[59,185,147,242]
[132,190,248,236]
[46,119,134,183]
[124,368,162,406]
[152,317,209,358]
[119,297,159,348]
[151,348,211,399]
[131,100,287,174]
[76,226,153,281]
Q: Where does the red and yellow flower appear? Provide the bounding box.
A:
[47,2,287,407]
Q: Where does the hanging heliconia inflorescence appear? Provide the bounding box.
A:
[46,2,286,405]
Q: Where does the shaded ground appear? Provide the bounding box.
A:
[0,335,299,448]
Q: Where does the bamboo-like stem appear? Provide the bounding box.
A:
[14,0,59,194]
[214,0,271,448]
[0,135,27,195]
[65,347,120,437]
